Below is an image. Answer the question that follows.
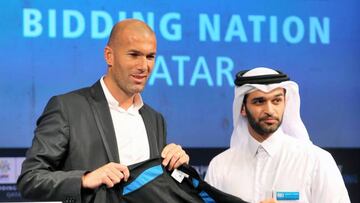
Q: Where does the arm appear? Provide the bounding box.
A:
[17,96,131,202]
[311,149,350,203]
[17,96,85,202]
[204,157,221,189]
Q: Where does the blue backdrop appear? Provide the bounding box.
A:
[0,0,359,148]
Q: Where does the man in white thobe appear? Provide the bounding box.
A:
[205,67,350,203]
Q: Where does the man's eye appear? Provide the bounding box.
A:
[147,55,155,60]
[129,53,139,57]
[273,98,282,104]
[253,100,263,105]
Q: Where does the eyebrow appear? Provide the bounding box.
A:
[127,49,142,54]
[251,93,284,101]
[127,49,156,56]
[274,93,284,98]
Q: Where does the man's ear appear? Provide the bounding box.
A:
[104,46,113,66]
[240,104,247,116]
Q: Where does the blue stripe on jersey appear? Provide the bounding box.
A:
[199,190,216,203]
[123,165,163,195]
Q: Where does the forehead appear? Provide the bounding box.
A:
[247,87,285,99]
[121,29,156,47]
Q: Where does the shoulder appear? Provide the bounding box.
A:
[47,80,101,107]
[282,134,338,168]
[57,86,92,101]
[208,148,237,169]
[286,135,331,156]
[40,85,95,118]
[311,144,332,158]
[141,103,161,114]
[205,148,235,185]
[140,103,164,119]
[311,145,338,168]
[281,134,317,154]
[53,79,101,101]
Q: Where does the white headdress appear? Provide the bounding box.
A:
[230,67,310,148]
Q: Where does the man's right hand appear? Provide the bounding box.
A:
[81,162,130,189]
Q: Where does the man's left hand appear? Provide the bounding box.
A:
[161,143,189,170]
[260,198,277,203]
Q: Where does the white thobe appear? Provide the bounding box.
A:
[205,130,350,203]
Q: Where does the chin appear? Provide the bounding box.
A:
[132,86,145,93]
[260,125,279,134]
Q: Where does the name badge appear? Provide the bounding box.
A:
[274,191,300,201]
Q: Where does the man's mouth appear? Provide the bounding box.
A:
[260,117,278,124]
[131,74,147,83]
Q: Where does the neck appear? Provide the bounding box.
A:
[247,124,272,143]
[103,76,135,110]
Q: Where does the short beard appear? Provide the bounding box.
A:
[245,106,282,137]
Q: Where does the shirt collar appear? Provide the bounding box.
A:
[247,131,260,157]
[261,129,282,157]
[100,77,144,113]
[247,128,283,157]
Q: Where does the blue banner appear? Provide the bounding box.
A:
[0,1,359,148]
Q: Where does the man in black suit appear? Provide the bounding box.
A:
[17,19,189,203]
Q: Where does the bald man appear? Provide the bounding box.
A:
[17,19,189,203]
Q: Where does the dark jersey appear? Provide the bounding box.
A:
[90,158,247,203]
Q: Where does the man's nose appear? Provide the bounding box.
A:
[264,102,275,116]
[137,57,149,71]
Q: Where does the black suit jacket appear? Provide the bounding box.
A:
[17,80,166,203]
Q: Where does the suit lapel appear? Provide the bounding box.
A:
[139,106,160,158]
[87,80,120,163]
